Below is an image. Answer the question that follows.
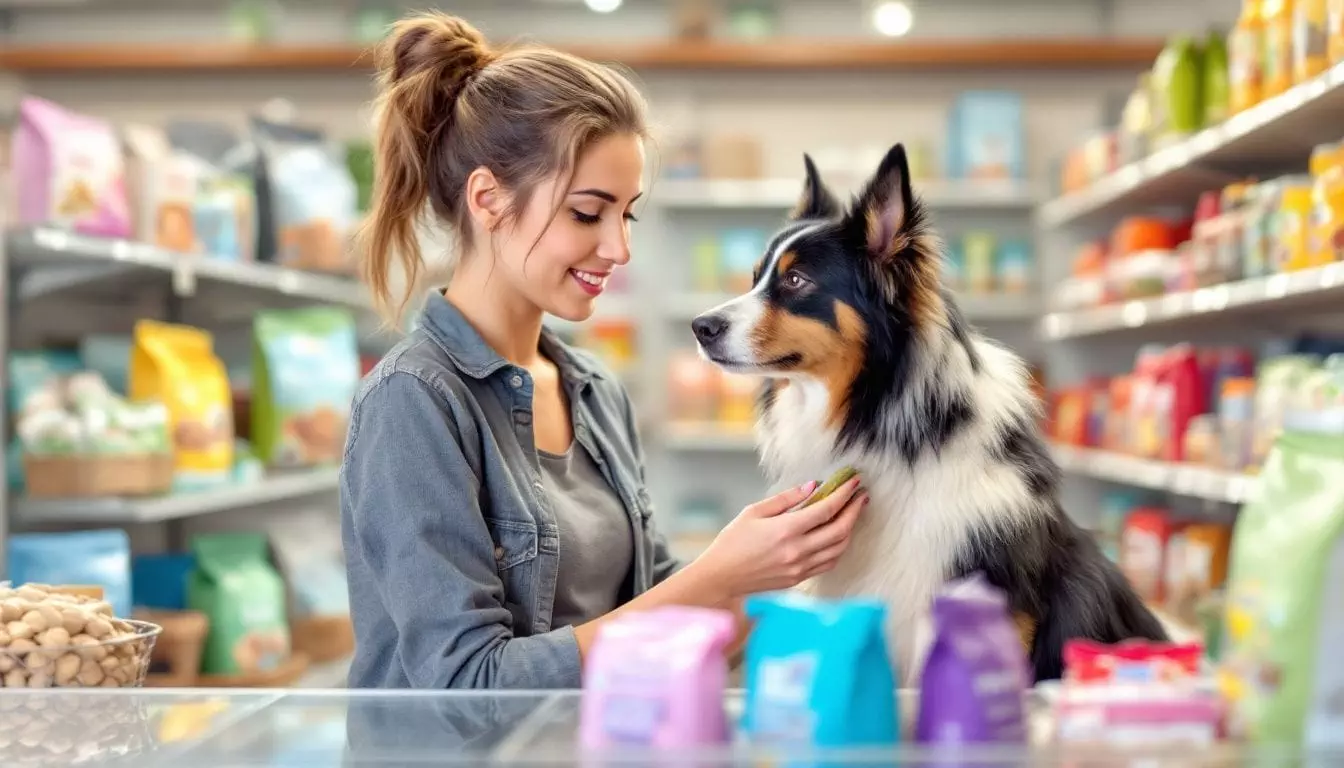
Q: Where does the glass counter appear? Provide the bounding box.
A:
[0,687,1332,766]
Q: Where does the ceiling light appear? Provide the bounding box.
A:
[872,1,914,38]
[585,0,622,12]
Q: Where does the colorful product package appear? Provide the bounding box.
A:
[6,529,133,618]
[124,123,201,253]
[1252,354,1321,467]
[187,532,290,676]
[945,91,1025,181]
[742,593,898,750]
[579,606,734,749]
[164,119,258,262]
[129,320,234,490]
[1220,427,1344,747]
[252,117,358,272]
[915,574,1029,745]
[1120,506,1178,604]
[132,553,196,612]
[12,96,133,237]
[719,228,768,294]
[251,308,359,467]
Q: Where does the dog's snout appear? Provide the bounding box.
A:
[692,314,728,345]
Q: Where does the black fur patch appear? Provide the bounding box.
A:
[950,508,1169,682]
[942,291,982,374]
[993,419,1060,497]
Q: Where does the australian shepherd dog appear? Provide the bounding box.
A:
[691,143,1167,684]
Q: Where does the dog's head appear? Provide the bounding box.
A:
[692,143,945,404]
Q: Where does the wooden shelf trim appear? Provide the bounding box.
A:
[0,38,1163,73]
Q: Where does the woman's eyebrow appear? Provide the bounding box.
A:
[570,188,643,204]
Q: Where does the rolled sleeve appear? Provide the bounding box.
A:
[342,371,581,689]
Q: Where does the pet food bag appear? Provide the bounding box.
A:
[580,606,735,749]
[187,532,290,676]
[12,96,133,237]
[129,320,233,490]
[252,117,358,272]
[164,119,258,262]
[915,573,1030,746]
[1219,427,1344,748]
[742,593,898,750]
[251,308,359,467]
[7,529,133,618]
[124,123,200,253]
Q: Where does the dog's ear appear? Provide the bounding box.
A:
[848,142,922,263]
[789,154,841,221]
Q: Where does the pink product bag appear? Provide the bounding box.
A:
[580,606,735,750]
[13,96,132,238]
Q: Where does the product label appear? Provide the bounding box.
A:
[51,126,119,229]
[751,653,818,744]
[602,693,667,744]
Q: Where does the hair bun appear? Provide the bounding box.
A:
[385,12,492,85]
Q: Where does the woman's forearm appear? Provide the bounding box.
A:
[573,559,741,661]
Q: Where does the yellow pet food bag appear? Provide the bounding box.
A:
[130,320,234,490]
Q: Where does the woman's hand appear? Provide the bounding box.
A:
[688,476,868,604]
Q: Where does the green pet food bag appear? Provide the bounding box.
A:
[187,532,290,676]
[1219,429,1344,748]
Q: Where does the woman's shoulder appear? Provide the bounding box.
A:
[353,332,479,421]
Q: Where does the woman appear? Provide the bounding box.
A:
[341,11,868,689]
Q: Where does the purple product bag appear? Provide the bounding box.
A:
[915,573,1029,745]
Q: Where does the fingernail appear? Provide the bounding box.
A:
[801,480,818,493]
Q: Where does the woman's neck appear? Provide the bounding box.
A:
[443,254,546,366]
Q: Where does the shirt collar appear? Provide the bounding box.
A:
[418,293,602,386]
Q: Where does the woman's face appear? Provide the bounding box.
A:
[495,132,645,322]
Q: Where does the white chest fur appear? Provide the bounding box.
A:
[755,343,1038,686]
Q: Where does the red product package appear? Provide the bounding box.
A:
[1120,507,1178,603]
[1062,638,1203,686]
[1157,345,1209,463]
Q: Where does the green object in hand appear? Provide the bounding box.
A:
[799,466,858,509]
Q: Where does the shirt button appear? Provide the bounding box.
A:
[509,374,524,389]
[494,546,504,560]
[533,481,545,495]
[516,412,532,426]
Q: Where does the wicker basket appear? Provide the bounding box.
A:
[290,615,354,664]
[23,453,173,498]
[135,610,209,688]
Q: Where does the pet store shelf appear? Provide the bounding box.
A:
[1051,444,1256,504]
[654,178,1041,210]
[665,292,1040,322]
[0,39,1164,74]
[1039,61,1344,228]
[663,423,758,452]
[11,467,340,525]
[6,228,370,309]
[1040,262,1344,340]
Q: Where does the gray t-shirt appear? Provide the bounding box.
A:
[538,443,634,628]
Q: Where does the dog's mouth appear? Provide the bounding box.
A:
[704,352,803,373]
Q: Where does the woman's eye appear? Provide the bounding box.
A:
[571,209,601,225]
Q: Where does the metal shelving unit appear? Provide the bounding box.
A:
[655,177,1042,210]
[1036,59,1344,517]
[0,224,370,577]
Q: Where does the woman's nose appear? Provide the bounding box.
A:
[599,224,632,266]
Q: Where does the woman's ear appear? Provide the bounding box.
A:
[465,166,507,231]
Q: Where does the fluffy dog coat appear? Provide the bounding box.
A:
[691,144,1167,684]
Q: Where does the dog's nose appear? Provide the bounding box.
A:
[692,314,728,345]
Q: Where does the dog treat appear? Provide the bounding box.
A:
[798,466,859,509]
[0,583,153,689]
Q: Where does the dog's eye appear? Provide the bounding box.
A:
[783,271,811,290]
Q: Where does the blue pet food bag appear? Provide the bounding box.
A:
[7,530,133,617]
[742,592,898,751]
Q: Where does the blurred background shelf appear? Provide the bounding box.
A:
[0,38,1166,74]
[1051,445,1256,505]
[1041,263,1344,340]
[663,291,1038,322]
[654,177,1042,209]
[1039,61,1344,228]
[662,423,758,452]
[11,468,342,525]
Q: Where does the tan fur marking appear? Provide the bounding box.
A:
[1014,612,1037,655]
[749,300,866,428]
[777,251,796,276]
[865,206,910,258]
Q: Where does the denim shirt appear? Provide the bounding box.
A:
[340,297,682,690]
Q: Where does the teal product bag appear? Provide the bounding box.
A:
[742,592,898,751]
